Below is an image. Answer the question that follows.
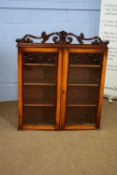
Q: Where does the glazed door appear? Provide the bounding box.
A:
[61,48,105,130]
[18,48,62,130]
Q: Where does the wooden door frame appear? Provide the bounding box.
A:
[18,47,62,130]
[60,47,107,130]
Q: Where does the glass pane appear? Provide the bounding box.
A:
[22,52,58,126]
[69,67,101,84]
[23,106,55,125]
[23,66,57,83]
[23,86,56,104]
[65,52,102,126]
[67,86,99,105]
[66,107,96,125]
[23,52,57,84]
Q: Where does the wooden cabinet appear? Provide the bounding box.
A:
[16,31,108,130]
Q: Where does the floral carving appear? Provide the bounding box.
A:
[23,52,58,64]
[69,53,103,64]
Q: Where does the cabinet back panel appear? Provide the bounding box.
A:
[23,107,55,125]
[66,107,96,125]
[23,66,57,84]
[67,86,99,105]
[68,67,101,84]
[23,86,56,104]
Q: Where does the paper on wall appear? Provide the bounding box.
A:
[99,0,117,99]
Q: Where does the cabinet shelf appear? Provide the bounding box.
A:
[24,104,55,107]
[24,63,56,67]
[68,83,99,87]
[24,104,96,107]
[23,83,56,86]
[24,64,100,68]
[67,104,97,107]
[70,64,101,68]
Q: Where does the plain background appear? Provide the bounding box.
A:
[0,0,101,101]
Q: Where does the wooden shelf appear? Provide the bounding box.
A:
[23,83,56,86]
[24,64,100,68]
[24,103,97,107]
[24,104,55,107]
[68,83,99,87]
[70,64,101,68]
[67,104,97,107]
[24,63,56,67]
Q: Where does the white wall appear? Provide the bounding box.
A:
[0,0,101,101]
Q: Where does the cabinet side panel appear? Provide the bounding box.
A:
[18,48,23,129]
[96,49,108,128]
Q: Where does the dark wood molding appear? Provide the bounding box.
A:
[16,31,109,45]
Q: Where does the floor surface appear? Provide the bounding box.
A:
[0,99,117,175]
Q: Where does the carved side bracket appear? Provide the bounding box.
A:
[16,31,109,45]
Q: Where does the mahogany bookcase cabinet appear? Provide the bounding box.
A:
[16,31,109,130]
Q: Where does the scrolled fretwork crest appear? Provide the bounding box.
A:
[16,31,109,45]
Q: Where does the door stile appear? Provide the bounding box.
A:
[55,49,63,129]
[18,48,23,129]
[96,49,108,128]
[60,48,69,129]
